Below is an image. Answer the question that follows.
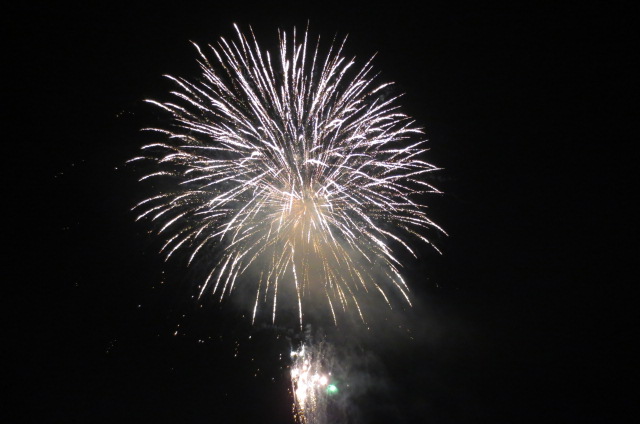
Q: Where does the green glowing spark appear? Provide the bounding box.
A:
[326,384,338,395]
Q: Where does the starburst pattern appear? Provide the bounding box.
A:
[130,25,443,325]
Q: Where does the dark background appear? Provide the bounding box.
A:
[6,1,634,423]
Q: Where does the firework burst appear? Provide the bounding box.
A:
[131,25,443,325]
[290,343,332,424]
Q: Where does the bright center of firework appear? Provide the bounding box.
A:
[289,193,319,220]
[326,384,338,395]
[280,190,327,239]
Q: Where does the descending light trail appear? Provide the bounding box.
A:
[131,25,444,325]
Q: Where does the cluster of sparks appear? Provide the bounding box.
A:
[131,25,443,325]
[290,343,333,424]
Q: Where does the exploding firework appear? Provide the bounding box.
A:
[290,342,335,424]
[131,25,443,325]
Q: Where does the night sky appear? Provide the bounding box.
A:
[7,2,634,423]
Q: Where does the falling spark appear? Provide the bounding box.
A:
[131,25,444,325]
